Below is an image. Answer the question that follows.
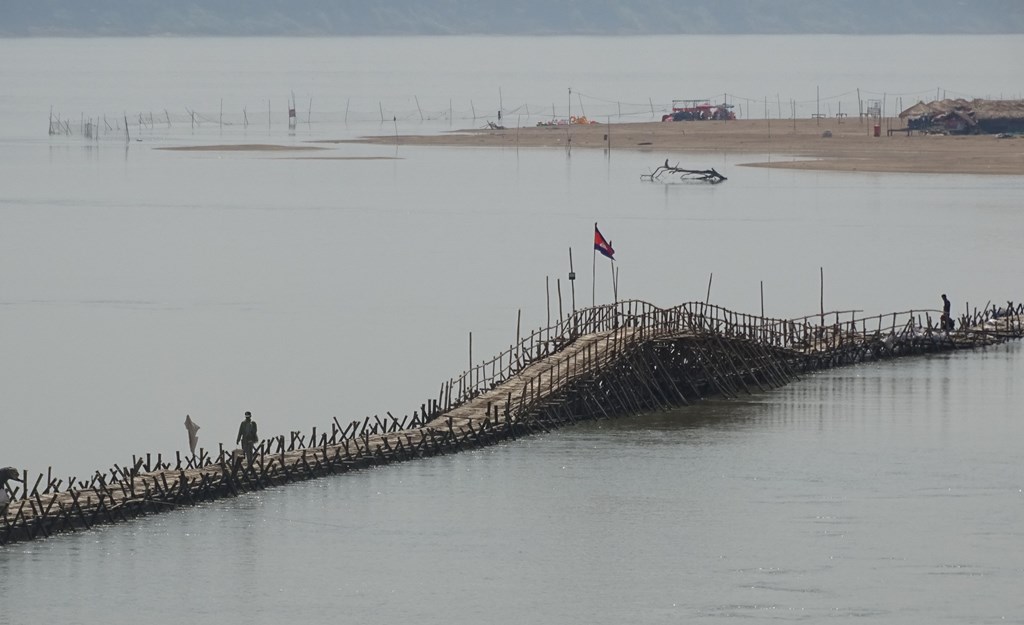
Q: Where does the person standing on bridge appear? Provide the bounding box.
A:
[237,411,258,465]
[941,294,953,331]
[1,467,22,513]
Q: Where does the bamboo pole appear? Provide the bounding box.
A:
[5,299,1024,547]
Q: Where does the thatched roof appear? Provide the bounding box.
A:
[900,98,1024,121]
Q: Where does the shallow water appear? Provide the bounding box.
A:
[1,35,1023,623]
[3,349,1022,624]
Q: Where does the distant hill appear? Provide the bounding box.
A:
[4,0,1024,36]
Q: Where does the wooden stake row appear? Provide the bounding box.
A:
[3,299,1022,546]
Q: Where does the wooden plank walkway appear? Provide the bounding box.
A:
[3,299,1022,544]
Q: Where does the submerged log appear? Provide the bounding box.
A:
[641,159,727,183]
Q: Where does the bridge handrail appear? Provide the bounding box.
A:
[5,299,1020,520]
[441,299,1024,411]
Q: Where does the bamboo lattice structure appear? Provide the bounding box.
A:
[3,299,1022,545]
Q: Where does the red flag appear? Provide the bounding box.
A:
[594,224,615,260]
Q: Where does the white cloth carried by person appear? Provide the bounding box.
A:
[184,415,200,454]
[1,466,22,510]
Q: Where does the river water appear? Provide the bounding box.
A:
[1,35,1023,623]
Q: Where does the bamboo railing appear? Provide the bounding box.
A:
[3,298,1021,545]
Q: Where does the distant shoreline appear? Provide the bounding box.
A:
[343,119,1024,176]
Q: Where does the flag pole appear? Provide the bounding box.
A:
[592,222,597,308]
[568,247,576,314]
[609,259,617,303]
[546,276,550,326]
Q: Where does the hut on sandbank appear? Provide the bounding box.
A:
[899,98,1024,135]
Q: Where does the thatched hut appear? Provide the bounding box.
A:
[899,98,1024,134]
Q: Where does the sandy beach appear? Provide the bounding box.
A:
[344,119,1024,176]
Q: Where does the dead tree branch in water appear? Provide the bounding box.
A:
[641,160,727,184]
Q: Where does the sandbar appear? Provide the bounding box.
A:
[348,119,1024,176]
[157,144,327,152]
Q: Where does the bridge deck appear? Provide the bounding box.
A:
[3,301,1021,543]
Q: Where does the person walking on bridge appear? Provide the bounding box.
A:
[941,294,953,331]
[1,467,22,513]
[237,411,258,465]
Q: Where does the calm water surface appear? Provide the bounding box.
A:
[1,36,1023,623]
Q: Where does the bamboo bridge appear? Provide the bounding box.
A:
[3,299,1022,545]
